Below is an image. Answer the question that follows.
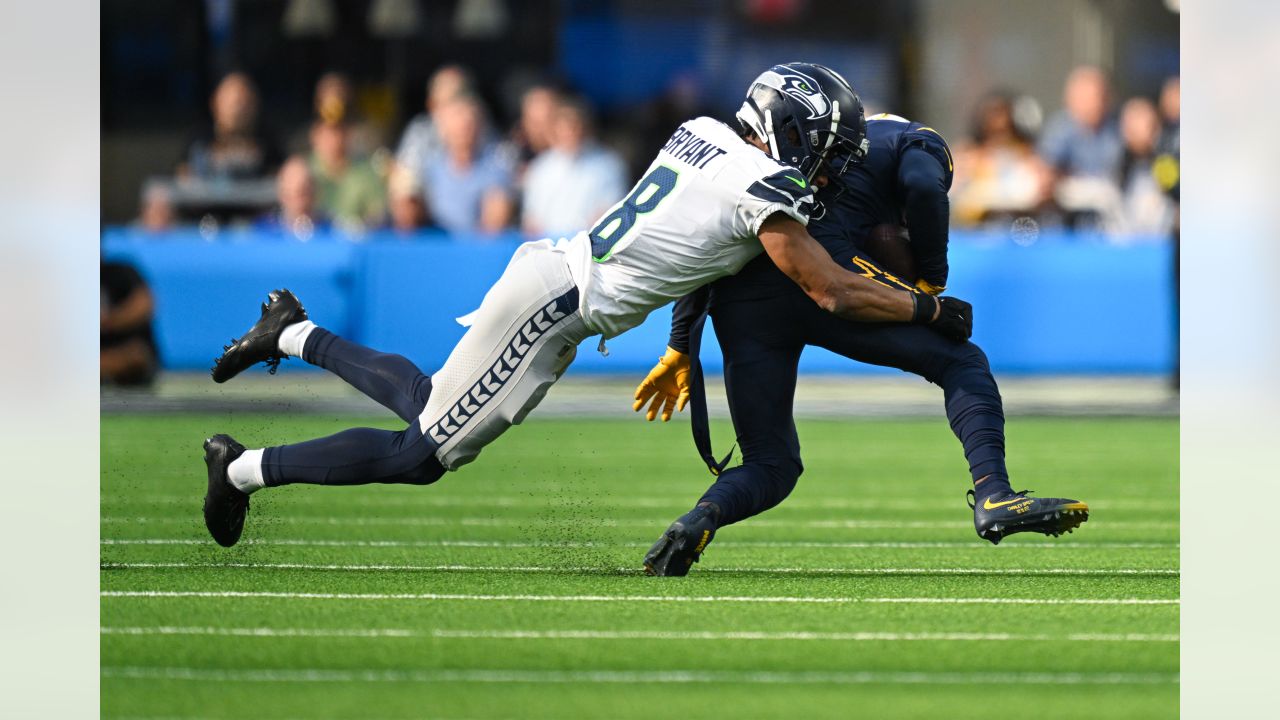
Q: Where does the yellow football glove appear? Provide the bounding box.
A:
[915,278,946,296]
[632,346,692,422]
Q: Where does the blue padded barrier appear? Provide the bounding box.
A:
[101,228,1175,375]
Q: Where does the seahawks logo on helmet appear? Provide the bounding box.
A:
[758,69,832,120]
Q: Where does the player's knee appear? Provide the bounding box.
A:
[933,340,991,380]
[398,455,445,485]
[760,457,802,506]
[957,342,992,370]
[394,441,445,485]
[387,427,445,485]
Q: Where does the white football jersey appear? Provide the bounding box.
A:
[555,116,816,338]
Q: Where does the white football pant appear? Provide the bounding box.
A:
[417,242,589,470]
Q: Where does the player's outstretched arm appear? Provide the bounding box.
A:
[757,212,972,341]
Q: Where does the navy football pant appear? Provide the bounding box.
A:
[698,291,1007,527]
[260,328,446,487]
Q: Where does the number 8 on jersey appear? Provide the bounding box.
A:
[589,165,680,261]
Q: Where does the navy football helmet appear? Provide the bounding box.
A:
[735,62,870,181]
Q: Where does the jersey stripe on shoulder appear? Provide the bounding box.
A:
[746,169,813,206]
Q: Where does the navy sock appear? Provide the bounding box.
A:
[939,347,1014,502]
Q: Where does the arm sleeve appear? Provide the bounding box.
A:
[898,133,954,287]
[667,286,710,354]
[734,165,816,237]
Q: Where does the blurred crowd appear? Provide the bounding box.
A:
[950,66,1180,236]
[138,65,628,242]
[134,62,1179,242]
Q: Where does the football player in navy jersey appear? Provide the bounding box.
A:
[638,109,1090,576]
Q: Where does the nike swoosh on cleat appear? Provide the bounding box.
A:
[983,497,1027,510]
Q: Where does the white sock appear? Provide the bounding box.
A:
[277,320,317,358]
[228,448,266,494]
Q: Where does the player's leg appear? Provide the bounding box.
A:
[212,289,431,423]
[801,301,1088,543]
[699,310,804,527]
[809,315,1010,494]
[203,245,587,547]
[292,326,432,424]
[644,297,804,576]
[202,422,444,547]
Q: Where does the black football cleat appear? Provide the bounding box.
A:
[968,488,1089,545]
[203,434,250,547]
[643,504,719,576]
[210,289,308,383]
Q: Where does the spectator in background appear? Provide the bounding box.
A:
[423,94,515,234]
[950,91,1051,226]
[101,260,159,386]
[386,165,428,234]
[312,71,383,158]
[1156,76,1180,202]
[256,156,329,240]
[395,65,477,181]
[630,72,711,180]
[1037,66,1124,226]
[1115,97,1174,235]
[1038,66,1123,178]
[315,72,353,125]
[179,72,283,180]
[522,98,628,238]
[1159,76,1180,135]
[308,118,387,232]
[135,181,176,233]
[508,84,561,179]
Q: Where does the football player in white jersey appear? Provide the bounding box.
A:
[200,63,974,548]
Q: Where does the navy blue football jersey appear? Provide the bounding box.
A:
[711,114,953,305]
[813,114,954,260]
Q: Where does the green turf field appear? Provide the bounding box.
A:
[101,413,1178,719]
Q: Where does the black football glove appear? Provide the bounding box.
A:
[912,294,972,342]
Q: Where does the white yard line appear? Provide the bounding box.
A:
[100,561,1179,577]
[99,515,1177,530]
[100,537,1180,550]
[99,626,1178,643]
[103,493,1180,512]
[437,629,1180,642]
[101,590,1179,606]
[101,626,413,638]
[99,666,1179,685]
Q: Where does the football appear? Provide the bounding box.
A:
[862,223,918,283]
